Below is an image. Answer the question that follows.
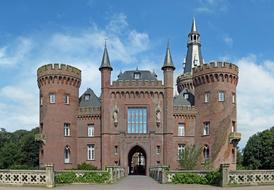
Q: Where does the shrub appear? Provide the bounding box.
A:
[55,172,76,184]
[171,173,208,184]
[77,162,97,170]
[205,171,221,185]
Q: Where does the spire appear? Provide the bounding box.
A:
[162,41,175,70]
[184,18,203,73]
[99,41,112,71]
[191,17,197,32]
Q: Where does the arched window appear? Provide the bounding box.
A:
[203,145,209,162]
[203,122,210,135]
[64,145,71,163]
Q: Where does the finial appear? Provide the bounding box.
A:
[104,38,107,48]
[167,39,170,49]
[191,17,197,32]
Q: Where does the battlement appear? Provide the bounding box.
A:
[37,63,81,78]
[193,61,238,74]
[112,80,163,88]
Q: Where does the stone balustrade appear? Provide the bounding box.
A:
[0,165,54,188]
[106,166,125,183]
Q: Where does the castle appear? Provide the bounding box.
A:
[36,19,241,174]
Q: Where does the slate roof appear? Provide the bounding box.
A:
[117,70,158,81]
[79,88,101,107]
[173,92,191,106]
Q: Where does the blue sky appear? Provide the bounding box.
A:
[0,0,274,148]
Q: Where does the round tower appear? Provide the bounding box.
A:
[37,63,81,170]
[193,61,240,170]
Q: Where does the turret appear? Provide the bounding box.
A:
[161,43,175,166]
[193,61,240,170]
[37,64,81,170]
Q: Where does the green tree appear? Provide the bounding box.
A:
[178,145,202,170]
[243,126,274,169]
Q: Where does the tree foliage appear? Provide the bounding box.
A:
[178,145,202,170]
[243,126,274,169]
[0,127,40,169]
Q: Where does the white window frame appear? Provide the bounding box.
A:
[64,146,70,163]
[85,95,90,101]
[87,144,95,160]
[177,144,185,159]
[178,123,185,136]
[64,123,71,137]
[184,93,189,99]
[64,94,70,104]
[88,124,94,137]
[134,73,140,79]
[203,122,210,136]
[204,92,209,103]
[49,93,56,104]
[218,91,225,102]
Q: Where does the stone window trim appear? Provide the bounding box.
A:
[203,144,210,162]
[178,123,185,136]
[64,123,71,137]
[64,145,71,164]
[87,144,95,161]
[127,107,147,134]
[177,144,185,160]
[49,93,56,104]
[202,121,210,136]
[218,90,225,102]
[204,91,210,103]
[64,94,70,105]
[87,124,95,137]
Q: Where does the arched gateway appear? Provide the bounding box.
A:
[128,145,146,175]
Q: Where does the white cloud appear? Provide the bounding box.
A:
[236,55,274,148]
[195,0,229,14]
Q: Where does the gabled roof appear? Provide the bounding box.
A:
[173,92,191,106]
[117,70,158,81]
[79,88,101,107]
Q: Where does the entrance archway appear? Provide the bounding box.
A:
[128,145,146,175]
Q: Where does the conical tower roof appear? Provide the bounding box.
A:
[162,42,175,70]
[99,43,112,71]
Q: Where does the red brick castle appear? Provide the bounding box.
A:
[37,19,241,174]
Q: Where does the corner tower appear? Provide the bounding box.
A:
[37,64,81,170]
[161,44,175,166]
[193,62,240,170]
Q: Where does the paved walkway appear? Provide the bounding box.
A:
[0,176,274,190]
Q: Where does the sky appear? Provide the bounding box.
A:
[0,0,274,149]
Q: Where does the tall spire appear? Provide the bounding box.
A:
[99,41,112,71]
[191,17,197,32]
[183,18,203,73]
[162,41,175,70]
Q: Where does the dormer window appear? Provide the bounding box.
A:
[85,94,90,101]
[184,93,189,99]
[134,73,140,79]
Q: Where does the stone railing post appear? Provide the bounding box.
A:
[45,164,55,188]
[221,164,230,187]
[161,166,168,184]
[106,167,114,183]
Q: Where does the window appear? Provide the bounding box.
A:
[178,144,185,159]
[184,93,189,99]
[134,73,140,79]
[156,145,160,155]
[87,144,95,160]
[232,148,236,163]
[64,94,70,104]
[232,121,236,132]
[88,124,94,137]
[232,93,236,104]
[178,123,185,136]
[40,96,43,106]
[85,94,90,101]
[204,92,209,103]
[49,93,56,104]
[127,108,147,133]
[203,122,210,135]
[114,146,118,155]
[40,123,43,133]
[64,145,70,163]
[218,91,225,102]
[203,145,209,162]
[64,123,70,136]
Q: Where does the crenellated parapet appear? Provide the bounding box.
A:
[77,107,101,120]
[37,64,81,88]
[173,106,197,119]
[176,72,194,93]
[193,61,238,87]
[110,90,164,99]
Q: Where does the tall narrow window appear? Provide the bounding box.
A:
[203,145,209,162]
[87,144,95,160]
[232,148,236,163]
[203,122,210,135]
[64,145,70,163]
[156,145,160,155]
[232,121,236,132]
[64,123,71,136]
[178,123,185,136]
[64,94,70,104]
[87,124,94,137]
[49,93,56,104]
[177,144,185,159]
[127,108,147,134]
[218,91,225,102]
[204,92,209,103]
[40,96,43,106]
[232,93,236,104]
[114,146,118,155]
